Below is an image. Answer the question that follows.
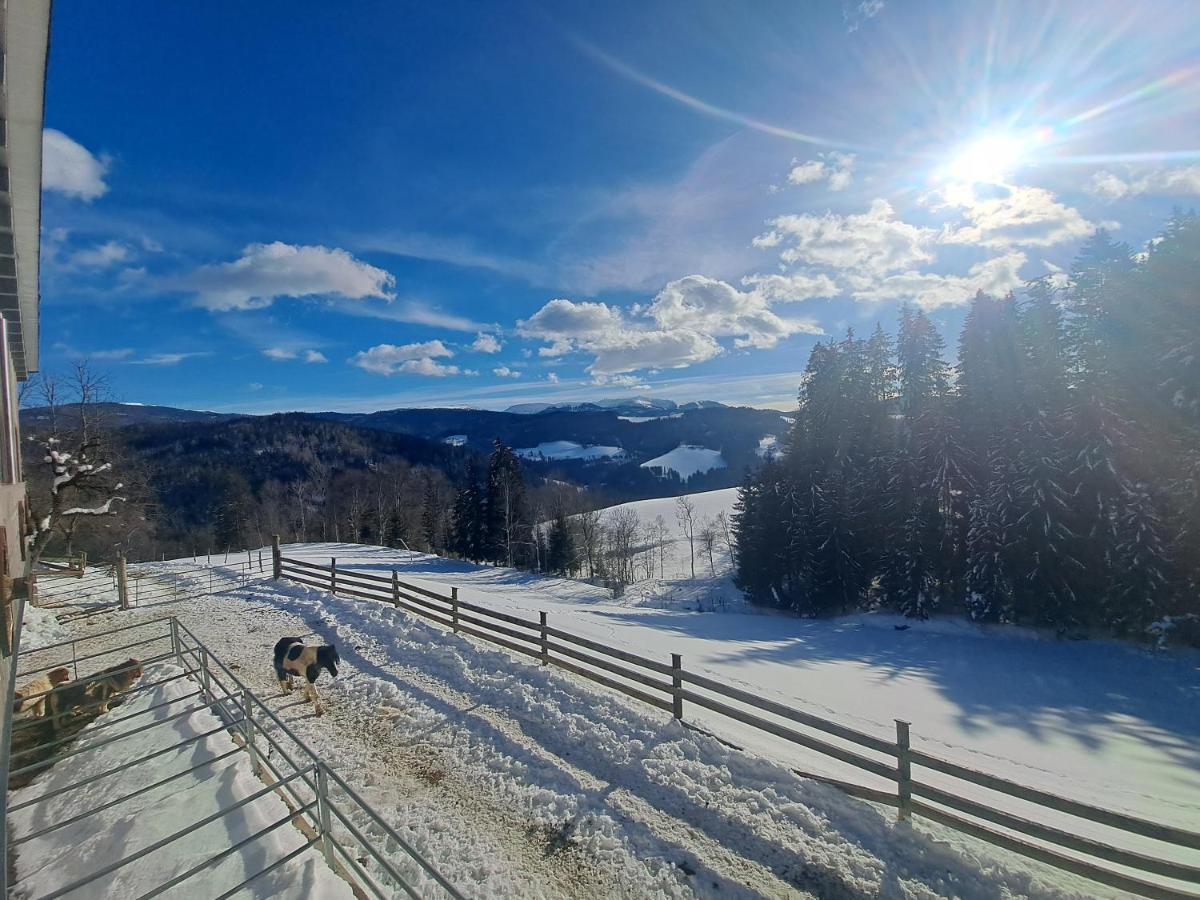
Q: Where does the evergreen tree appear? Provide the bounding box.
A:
[420,478,441,553]
[546,512,576,575]
[484,439,528,566]
[450,461,485,561]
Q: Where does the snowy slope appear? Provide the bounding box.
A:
[516,440,625,461]
[588,487,739,590]
[640,445,726,480]
[275,538,1200,891]
[39,565,1106,898]
[9,663,350,899]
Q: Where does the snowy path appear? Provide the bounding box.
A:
[38,562,1115,898]
[9,663,350,899]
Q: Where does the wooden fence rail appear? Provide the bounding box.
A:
[275,550,1200,900]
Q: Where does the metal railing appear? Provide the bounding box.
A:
[7,617,465,899]
[278,552,1200,900]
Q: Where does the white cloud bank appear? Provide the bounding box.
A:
[175,242,395,311]
[787,152,856,191]
[42,130,110,201]
[1086,165,1200,200]
[349,339,467,377]
[518,274,825,375]
[262,347,328,364]
[471,332,503,353]
[752,184,1098,311]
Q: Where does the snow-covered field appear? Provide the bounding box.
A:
[27,486,1200,897]
[640,445,727,481]
[516,440,626,461]
[9,662,350,899]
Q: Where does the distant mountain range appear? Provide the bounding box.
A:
[503,397,725,416]
[21,398,789,499]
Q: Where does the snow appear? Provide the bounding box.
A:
[280,503,1200,892]
[618,414,682,423]
[515,440,625,461]
[443,434,468,446]
[19,603,67,650]
[640,445,727,481]
[756,434,782,459]
[9,663,351,899]
[62,565,1117,896]
[29,517,1200,897]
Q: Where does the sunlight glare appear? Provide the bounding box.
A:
[941,132,1035,185]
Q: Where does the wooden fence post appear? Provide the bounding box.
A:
[539,612,548,665]
[895,719,912,821]
[671,653,683,720]
[391,571,400,606]
[116,553,130,610]
[271,536,281,579]
[330,557,337,595]
[451,586,459,633]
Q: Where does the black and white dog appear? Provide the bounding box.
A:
[273,637,340,715]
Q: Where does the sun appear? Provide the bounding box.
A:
[941,132,1034,185]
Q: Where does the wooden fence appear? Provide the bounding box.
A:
[274,545,1200,900]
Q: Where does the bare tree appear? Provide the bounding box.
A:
[21,362,128,569]
[699,516,718,577]
[576,508,603,578]
[675,495,697,578]
[605,508,642,586]
[715,510,734,567]
[651,515,670,579]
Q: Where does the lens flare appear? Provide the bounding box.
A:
[942,132,1033,184]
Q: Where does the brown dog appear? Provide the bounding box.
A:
[46,679,92,734]
[13,667,71,718]
[45,659,143,735]
[86,659,144,713]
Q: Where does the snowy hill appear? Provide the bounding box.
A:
[640,444,727,481]
[514,440,625,461]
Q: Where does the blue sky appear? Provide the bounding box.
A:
[39,0,1200,412]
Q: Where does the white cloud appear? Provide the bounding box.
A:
[263,346,328,363]
[937,185,1096,248]
[593,373,650,389]
[741,271,838,302]
[175,242,394,311]
[69,240,130,269]
[787,161,826,185]
[331,298,487,332]
[786,152,856,191]
[546,373,560,384]
[91,348,134,361]
[493,366,521,378]
[647,274,822,349]
[538,340,574,358]
[1086,165,1200,200]
[247,382,264,392]
[849,252,1027,310]
[589,328,722,375]
[42,129,110,201]
[349,340,458,376]
[397,358,463,377]
[129,352,209,366]
[471,332,502,353]
[517,299,624,341]
[756,199,935,275]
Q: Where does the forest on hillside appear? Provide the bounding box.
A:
[733,213,1200,643]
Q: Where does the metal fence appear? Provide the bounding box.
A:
[7,616,465,899]
[277,552,1200,900]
